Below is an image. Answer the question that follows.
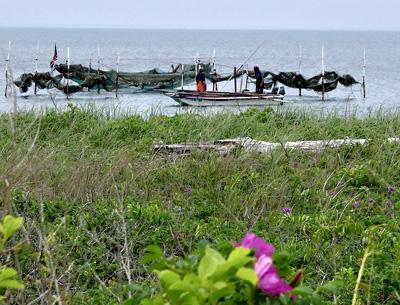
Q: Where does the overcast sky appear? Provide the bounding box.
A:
[1,0,399,30]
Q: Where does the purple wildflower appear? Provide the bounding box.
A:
[282,207,292,215]
[236,233,275,258]
[337,181,345,189]
[352,201,360,209]
[240,199,248,205]
[368,198,376,206]
[183,186,192,195]
[255,254,292,296]
[387,185,395,194]
[386,200,393,209]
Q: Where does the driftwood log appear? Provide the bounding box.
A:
[154,137,400,156]
[154,142,238,156]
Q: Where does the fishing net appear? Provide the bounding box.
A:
[247,70,358,92]
[14,62,358,95]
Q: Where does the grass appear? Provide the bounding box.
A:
[0,105,399,304]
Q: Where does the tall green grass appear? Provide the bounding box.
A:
[0,106,399,304]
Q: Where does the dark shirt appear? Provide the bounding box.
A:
[255,70,264,93]
[196,72,206,83]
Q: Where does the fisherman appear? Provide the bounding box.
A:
[254,66,264,94]
[196,68,207,92]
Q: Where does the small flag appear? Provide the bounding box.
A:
[50,44,58,68]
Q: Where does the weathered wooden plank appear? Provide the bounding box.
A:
[155,137,400,156]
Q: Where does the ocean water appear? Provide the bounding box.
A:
[0,28,400,116]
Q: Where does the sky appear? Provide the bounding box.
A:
[0,0,399,30]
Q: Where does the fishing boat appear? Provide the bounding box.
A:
[165,90,284,107]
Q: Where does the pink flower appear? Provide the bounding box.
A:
[236,233,275,258]
[183,186,192,195]
[386,200,393,209]
[255,255,292,296]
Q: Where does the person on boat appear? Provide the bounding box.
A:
[196,68,207,92]
[254,66,264,94]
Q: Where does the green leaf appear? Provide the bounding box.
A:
[235,267,258,286]
[169,280,192,292]
[279,294,290,305]
[291,286,314,296]
[228,247,251,261]
[198,246,225,279]
[210,261,236,281]
[227,247,253,267]
[157,270,180,287]
[0,215,23,241]
[0,279,24,289]
[309,293,322,305]
[320,280,343,294]
[178,291,200,305]
[0,268,17,282]
[0,267,24,290]
[210,282,235,303]
[141,245,164,264]
[198,254,217,279]
[141,245,167,271]
[204,246,225,264]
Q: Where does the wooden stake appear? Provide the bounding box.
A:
[66,47,70,100]
[195,52,199,75]
[115,54,120,98]
[88,55,92,92]
[181,64,184,91]
[212,49,217,92]
[298,45,302,96]
[244,67,249,91]
[4,41,10,97]
[34,42,39,95]
[239,70,244,92]
[321,46,325,101]
[362,48,366,99]
[234,67,237,93]
[97,46,101,94]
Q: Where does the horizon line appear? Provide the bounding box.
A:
[0,26,399,32]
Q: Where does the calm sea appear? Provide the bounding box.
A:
[0,28,400,115]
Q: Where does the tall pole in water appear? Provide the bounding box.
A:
[115,54,120,98]
[212,49,216,92]
[233,67,237,93]
[88,55,92,92]
[362,48,366,99]
[34,41,39,95]
[181,64,185,91]
[321,46,325,101]
[97,46,101,94]
[195,52,199,75]
[244,65,249,91]
[4,41,11,97]
[66,47,70,99]
[298,45,302,96]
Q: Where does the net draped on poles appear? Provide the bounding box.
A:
[13,62,359,95]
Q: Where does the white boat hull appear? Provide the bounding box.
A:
[165,91,284,107]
